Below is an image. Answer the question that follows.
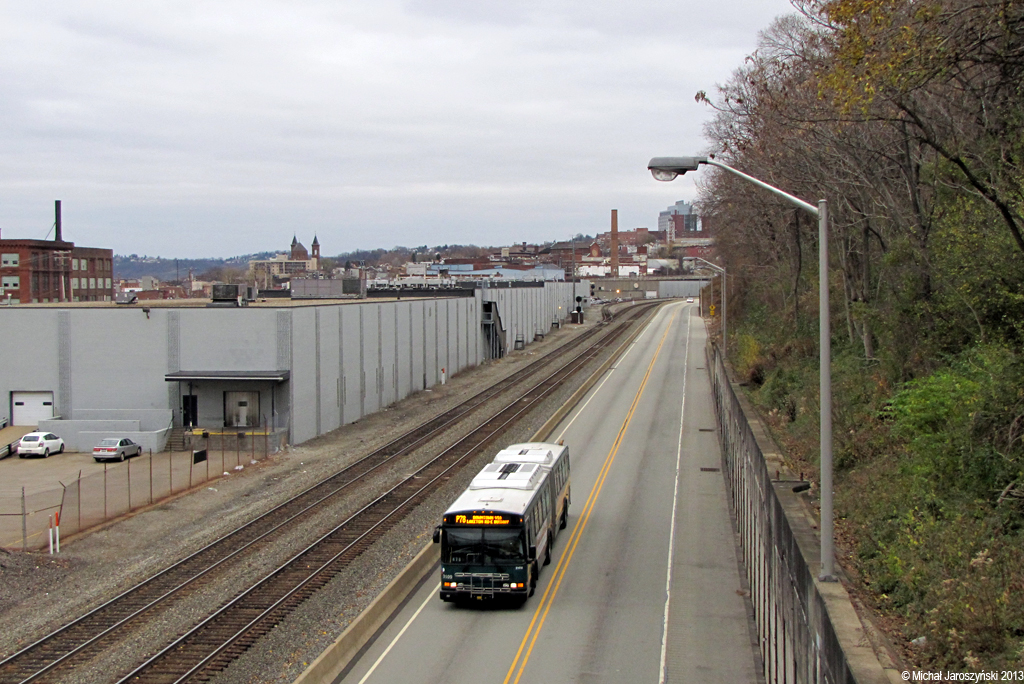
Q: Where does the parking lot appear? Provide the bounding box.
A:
[0,436,265,550]
[2,446,133,494]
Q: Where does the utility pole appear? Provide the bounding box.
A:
[571,235,576,301]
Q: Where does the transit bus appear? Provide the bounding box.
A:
[433,442,570,604]
[491,442,571,538]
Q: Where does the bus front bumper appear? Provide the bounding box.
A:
[439,572,528,601]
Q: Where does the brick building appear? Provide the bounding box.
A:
[0,238,114,304]
[0,205,114,304]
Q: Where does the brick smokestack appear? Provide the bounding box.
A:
[55,200,62,242]
[610,209,619,278]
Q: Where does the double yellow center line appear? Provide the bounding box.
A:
[503,309,678,684]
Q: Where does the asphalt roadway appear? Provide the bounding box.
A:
[336,301,762,684]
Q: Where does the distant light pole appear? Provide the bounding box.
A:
[571,236,576,303]
[684,255,726,363]
[648,156,835,582]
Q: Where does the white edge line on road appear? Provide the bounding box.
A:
[354,305,671,683]
[355,582,441,684]
[660,305,691,684]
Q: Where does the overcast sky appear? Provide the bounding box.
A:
[1,1,795,258]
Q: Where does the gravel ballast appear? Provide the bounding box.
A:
[0,310,638,683]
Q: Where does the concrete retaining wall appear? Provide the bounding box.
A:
[38,419,140,452]
[657,278,707,298]
[37,417,172,452]
[72,409,172,431]
[78,429,170,453]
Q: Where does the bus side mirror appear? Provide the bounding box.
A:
[432,526,441,544]
[528,545,537,561]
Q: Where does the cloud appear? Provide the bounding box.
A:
[0,0,794,257]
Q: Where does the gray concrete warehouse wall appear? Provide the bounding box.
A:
[480,281,576,353]
[0,283,574,447]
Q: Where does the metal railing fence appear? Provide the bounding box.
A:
[709,342,857,684]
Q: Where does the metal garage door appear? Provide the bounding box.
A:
[12,391,54,426]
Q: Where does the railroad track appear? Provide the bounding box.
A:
[0,301,659,684]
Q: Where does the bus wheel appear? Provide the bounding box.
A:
[543,543,551,566]
[559,504,568,530]
[529,563,538,597]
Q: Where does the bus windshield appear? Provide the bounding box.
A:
[443,527,525,564]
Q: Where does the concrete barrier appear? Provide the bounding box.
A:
[291,302,662,684]
[292,542,439,684]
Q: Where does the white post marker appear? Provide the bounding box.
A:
[48,515,54,555]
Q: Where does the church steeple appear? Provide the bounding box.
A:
[290,235,308,261]
[311,235,320,260]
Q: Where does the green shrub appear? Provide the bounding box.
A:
[883,345,1024,501]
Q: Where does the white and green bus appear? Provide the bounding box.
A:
[433,442,570,604]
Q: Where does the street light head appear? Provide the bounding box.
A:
[648,156,707,181]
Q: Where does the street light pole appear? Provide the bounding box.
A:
[649,156,835,582]
[817,199,833,582]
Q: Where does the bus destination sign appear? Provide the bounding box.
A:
[446,512,519,526]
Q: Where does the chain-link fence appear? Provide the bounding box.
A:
[1,431,281,550]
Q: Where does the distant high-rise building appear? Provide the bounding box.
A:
[659,201,703,241]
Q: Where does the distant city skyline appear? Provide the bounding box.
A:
[1,0,796,258]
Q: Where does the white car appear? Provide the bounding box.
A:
[687,297,694,303]
[18,432,65,458]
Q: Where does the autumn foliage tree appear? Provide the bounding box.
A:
[698,0,1024,669]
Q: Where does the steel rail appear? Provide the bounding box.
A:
[0,314,640,684]
[118,303,642,684]
[0,302,657,684]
